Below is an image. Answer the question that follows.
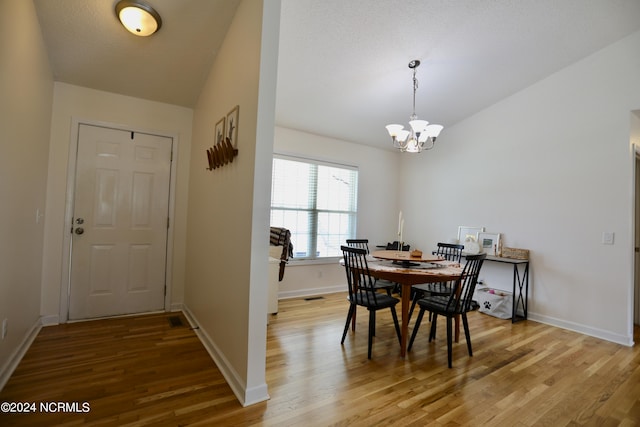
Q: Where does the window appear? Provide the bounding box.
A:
[270,155,358,259]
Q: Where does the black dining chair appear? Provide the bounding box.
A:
[381,241,410,295]
[340,245,401,359]
[385,241,410,251]
[346,239,396,296]
[407,253,486,368]
[408,242,464,321]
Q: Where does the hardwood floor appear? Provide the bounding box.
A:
[1,293,639,426]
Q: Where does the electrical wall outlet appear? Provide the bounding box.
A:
[602,232,615,245]
[2,319,7,340]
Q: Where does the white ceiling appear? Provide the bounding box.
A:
[34,0,640,150]
[33,0,241,107]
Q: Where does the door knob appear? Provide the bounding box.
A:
[75,227,84,235]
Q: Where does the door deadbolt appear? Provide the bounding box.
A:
[74,227,84,235]
[76,218,84,224]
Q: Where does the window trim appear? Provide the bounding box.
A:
[273,153,358,172]
[271,153,359,260]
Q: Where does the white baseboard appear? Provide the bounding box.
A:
[0,318,42,391]
[278,285,346,300]
[243,383,270,407]
[527,313,634,346]
[180,306,269,407]
[40,314,59,326]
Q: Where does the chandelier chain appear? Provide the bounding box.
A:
[412,68,419,120]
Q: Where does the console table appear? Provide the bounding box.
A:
[484,255,529,322]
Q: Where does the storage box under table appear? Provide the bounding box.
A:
[475,287,512,319]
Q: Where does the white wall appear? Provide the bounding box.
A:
[400,30,640,345]
[40,83,194,322]
[0,0,53,386]
[273,127,401,298]
[184,0,279,406]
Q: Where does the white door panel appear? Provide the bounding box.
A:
[69,124,172,320]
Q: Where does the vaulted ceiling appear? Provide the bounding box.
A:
[34,0,640,150]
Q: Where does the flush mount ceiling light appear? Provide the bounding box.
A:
[385,60,443,153]
[115,0,162,37]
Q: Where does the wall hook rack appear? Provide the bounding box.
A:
[206,137,238,170]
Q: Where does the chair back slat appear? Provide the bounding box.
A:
[433,242,464,262]
[341,245,380,306]
[424,242,465,295]
[346,239,370,254]
[444,253,486,314]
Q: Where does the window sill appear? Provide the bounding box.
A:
[288,257,341,266]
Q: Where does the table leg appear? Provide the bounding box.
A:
[400,283,411,357]
[511,261,529,322]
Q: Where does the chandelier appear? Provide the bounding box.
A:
[385,60,443,153]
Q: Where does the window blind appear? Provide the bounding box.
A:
[270,154,358,259]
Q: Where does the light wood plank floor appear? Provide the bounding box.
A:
[1,292,639,426]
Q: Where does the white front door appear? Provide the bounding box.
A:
[69,124,172,320]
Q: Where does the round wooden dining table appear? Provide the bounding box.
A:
[369,249,445,264]
[367,250,463,357]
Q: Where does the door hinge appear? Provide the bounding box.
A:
[167,217,170,229]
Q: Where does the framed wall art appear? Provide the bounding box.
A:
[226,105,239,148]
[478,232,501,256]
[457,226,485,243]
[214,117,225,146]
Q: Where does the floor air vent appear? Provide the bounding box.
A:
[168,316,184,327]
[304,296,324,301]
